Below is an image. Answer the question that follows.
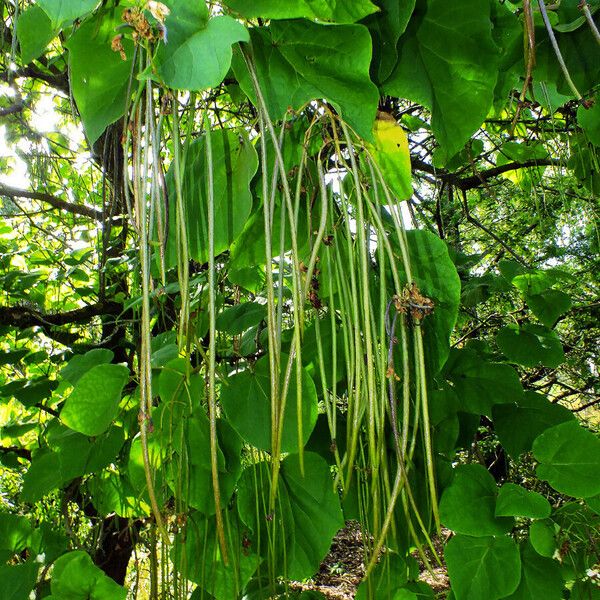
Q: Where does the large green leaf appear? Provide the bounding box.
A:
[67,11,134,144]
[503,543,563,600]
[155,0,248,91]
[578,100,600,146]
[163,129,258,265]
[390,230,461,374]
[223,0,378,23]
[495,484,551,519]
[51,551,126,600]
[533,420,600,499]
[215,301,267,335]
[237,453,344,580]
[526,289,571,327]
[281,453,345,578]
[60,364,129,436]
[167,413,243,515]
[232,21,379,139]
[0,561,38,600]
[363,0,416,83]
[60,348,114,385]
[528,519,556,558]
[443,348,523,416]
[496,323,564,368]
[38,0,98,27]
[492,391,574,458]
[21,426,124,502]
[220,354,318,453]
[88,472,151,518]
[172,510,260,599]
[16,5,56,64]
[439,464,513,536]
[0,514,31,559]
[445,535,521,600]
[384,0,499,163]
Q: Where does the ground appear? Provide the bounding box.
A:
[290,522,451,599]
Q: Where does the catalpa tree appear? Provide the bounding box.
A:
[0,1,599,599]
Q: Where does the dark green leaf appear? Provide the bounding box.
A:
[223,0,379,23]
[66,11,134,144]
[60,364,129,436]
[496,323,565,368]
[12,377,58,407]
[172,510,260,599]
[533,421,600,498]
[502,542,563,600]
[363,0,416,83]
[220,354,318,453]
[443,349,523,416]
[216,302,267,335]
[493,391,574,458]
[529,519,556,558]
[60,348,114,385]
[384,0,499,163]
[445,534,521,600]
[0,561,38,600]
[281,453,345,579]
[232,22,379,139]
[495,483,551,519]
[526,289,571,327]
[163,129,258,265]
[439,464,513,536]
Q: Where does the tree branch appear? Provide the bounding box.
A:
[411,157,562,190]
[0,183,104,221]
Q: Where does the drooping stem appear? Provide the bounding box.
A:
[204,114,229,565]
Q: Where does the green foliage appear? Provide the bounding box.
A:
[1,1,598,598]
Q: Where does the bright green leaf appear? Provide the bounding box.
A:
[533,420,600,498]
[156,4,248,91]
[220,354,318,453]
[392,230,461,375]
[16,5,56,63]
[578,100,600,146]
[60,364,129,436]
[439,464,513,536]
[67,11,134,144]
[51,551,126,600]
[232,21,379,140]
[445,534,521,600]
[495,483,551,519]
[496,323,565,368]
[355,553,409,599]
[0,514,31,558]
[222,0,378,23]
[38,0,98,27]
[172,510,260,599]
